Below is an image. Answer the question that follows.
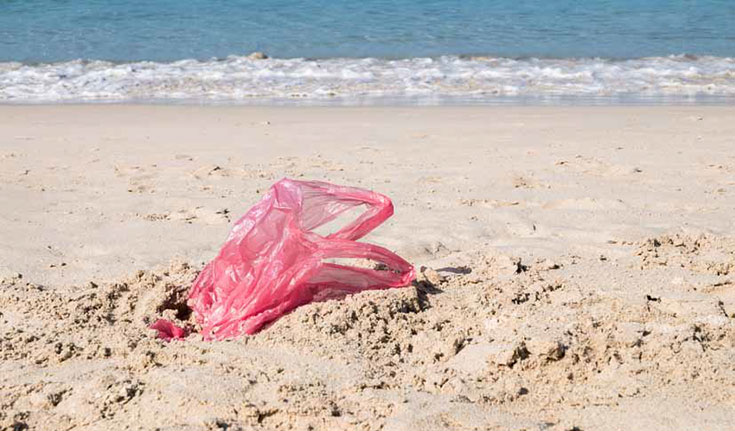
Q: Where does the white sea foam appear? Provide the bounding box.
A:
[0,55,733,103]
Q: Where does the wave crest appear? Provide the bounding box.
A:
[1,55,734,103]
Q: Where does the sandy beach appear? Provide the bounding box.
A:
[1,105,734,430]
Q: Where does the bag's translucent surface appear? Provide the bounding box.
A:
[150,319,187,341]
[166,178,415,340]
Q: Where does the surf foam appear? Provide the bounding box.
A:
[1,55,733,103]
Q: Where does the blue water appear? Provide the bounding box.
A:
[1,0,734,103]
[2,0,735,62]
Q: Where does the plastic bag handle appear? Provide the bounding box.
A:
[315,237,415,285]
[294,180,394,241]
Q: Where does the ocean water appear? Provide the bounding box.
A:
[1,0,734,104]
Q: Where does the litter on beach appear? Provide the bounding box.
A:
[153,178,415,340]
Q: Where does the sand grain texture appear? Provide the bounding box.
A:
[1,106,734,430]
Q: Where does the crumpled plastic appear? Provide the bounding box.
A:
[150,319,187,341]
[154,178,415,340]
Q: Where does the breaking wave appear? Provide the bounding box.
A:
[1,55,734,104]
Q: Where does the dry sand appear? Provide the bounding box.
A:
[1,105,734,430]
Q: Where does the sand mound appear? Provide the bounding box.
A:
[636,233,735,275]
[2,235,734,431]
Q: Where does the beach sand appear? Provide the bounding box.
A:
[1,105,734,430]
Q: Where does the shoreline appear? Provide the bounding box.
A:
[2,95,735,107]
[2,55,734,104]
[3,97,733,108]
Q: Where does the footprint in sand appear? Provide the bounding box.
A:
[192,164,230,179]
[126,172,156,194]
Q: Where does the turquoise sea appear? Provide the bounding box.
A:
[1,0,734,103]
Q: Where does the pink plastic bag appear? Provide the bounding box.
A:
[159,178,415,340]
[150,319,188,341]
